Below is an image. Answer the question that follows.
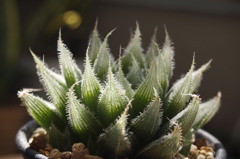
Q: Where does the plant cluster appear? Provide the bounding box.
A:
[18,23,221,159]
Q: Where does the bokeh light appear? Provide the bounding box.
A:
[63,10,82,29]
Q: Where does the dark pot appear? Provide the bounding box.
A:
[16,120,227,159]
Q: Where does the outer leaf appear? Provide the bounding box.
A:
[18,89,60,130]
[31,50,66,87]
[157,52,170,98]
[146,28,158,68]
[48,124,71,151]
[171,60,211,95]
[136,124,182,159]
[130,95,162,145]
[116,58,134,98]
[158,95,200,138]
[58,32,82,97]
[192,92,221,131]
[165,59,194,118]
[98,65,129,126]
[67,86,101,141]
[171,95,200,136]
[88,21,102,64]
[126,55,144,89]
[81,53,101,112]
[122,23,145,74]
[31,52,67,119]
[131,59,160,117]
[93,30,114,81]
[180,130,193,156]
[97,107,131,159]
[161,27,175,80]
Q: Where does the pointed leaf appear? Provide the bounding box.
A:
[58,32,82,97]
[88,21,102,63]
[161,27,175,80]
[98,65,129,126]
[116,59,134,98]
[81,53,101,112]
[31,50,66,87]
[18,89,60,130]
[67,86,101,141]
[93,30,114,81]
[131,59,160,117]
[136,124,182,159]
[157,54,169,99]
[146,28,158,68]
[193,92,221,131]
[171,60,211,95]
[97,108,131,159]
[122,23,145,74]
[126,55,144,89]
[180,130,194,156]
[31,52,67,119]
[48,124,71,151]
[171,95,200,136]
[165,60,194,118]
[130,95,162,144]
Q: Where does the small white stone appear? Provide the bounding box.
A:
[197,154,206,159]
[199,150,207,155]
[190,144,198,156]
[33,127,47,135]
[206,152,214,158]
[190,144,198,152]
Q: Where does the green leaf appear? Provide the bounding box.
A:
[146,28,158,68]
[180,130,193,156]
[81,52,101,112]
[48,124,71,151]
[58,31,82,98]
[131,59,160,117]
[122,23,145,74]
[97,65,129,126]
[161,27,175,80]
[18,89,60,130]
[93,30,115,82]
[126,55,144,89]
[157,53,169,99]
[116,58,134,98]
[171,95,200,136]
[165,59,195,118]
[130,95,162,145]
[31,51,67,119]
[158,95,200,138]
[171,60,211,95]
[192,92,221,131]
[191,60,211,91]
[88,20,102,64]
[136,123,182,159]
[31,50,66,87]
[155,28,175,98]
[97,107,131,159]
[67,86,102,141]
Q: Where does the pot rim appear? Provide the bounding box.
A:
[16,120,227,159]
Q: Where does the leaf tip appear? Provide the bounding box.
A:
[217,91,222,98]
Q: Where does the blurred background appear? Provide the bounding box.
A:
[0,0,240,158]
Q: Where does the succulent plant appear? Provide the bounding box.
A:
[18,22,221,159]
